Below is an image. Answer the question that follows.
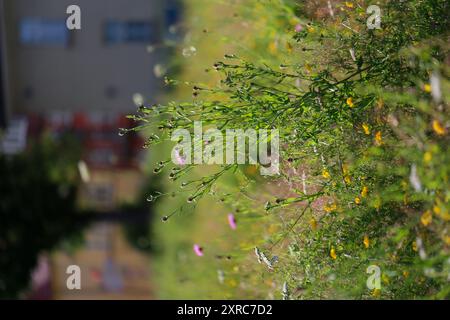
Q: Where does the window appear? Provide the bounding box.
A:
[165,5,181,27]
[19,18,69,46]
[104,21,158,44]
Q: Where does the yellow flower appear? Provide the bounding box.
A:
[432,120,445,136]
[424,84,432,93]
[402,270,409,278]
[433,203,450,220]
[268,41,278,55]
[324,203,337,213]
[412,241,418,252]
[445,236,450,246]
[330,248,337,260]
[355,197,361,204]
[344,175,351,184]
[322,169,331,179]
[362,123,370,135]
[363,235,370,249]
[420,210,432,226]
[345,2,354,8]
[307,26,315,33]
[423,152,432,163]
[346,97,354,107]
[372,288,381,297]
[433,205,441,215]
[374,131,382,145]
[305,64,312,74]
[382,273,390,284]
[310,218,317,230]
[361,186,368,198]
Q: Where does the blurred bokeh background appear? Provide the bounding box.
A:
[0,0,182,299]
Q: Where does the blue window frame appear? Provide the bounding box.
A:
[104,21,157,44]
[19,18,69,46]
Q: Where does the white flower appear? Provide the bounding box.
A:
[260,251,274,270]
[409,164,422,192]
[217,270,225,284]
[254,247,262,264]
[430,71,442,103]
[349,48,356,62]
[416,237,427,260]
[254,247,273,270]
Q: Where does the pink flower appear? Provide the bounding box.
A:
[193,244,204,257]
[228,213,237,230]
[295,24,303,32]
[174,148,187,165]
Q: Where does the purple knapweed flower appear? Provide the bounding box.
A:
[193,244,204,257]
[228,213,237,230]
[295,24,303,32]
[174,148,187,165]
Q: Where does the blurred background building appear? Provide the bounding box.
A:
[2,0,168,114]
[0,0,181,299]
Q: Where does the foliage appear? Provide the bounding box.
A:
[129,0,449,299]
[0,135,89,298]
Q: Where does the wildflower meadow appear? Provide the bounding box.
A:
[125,0,449,299]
